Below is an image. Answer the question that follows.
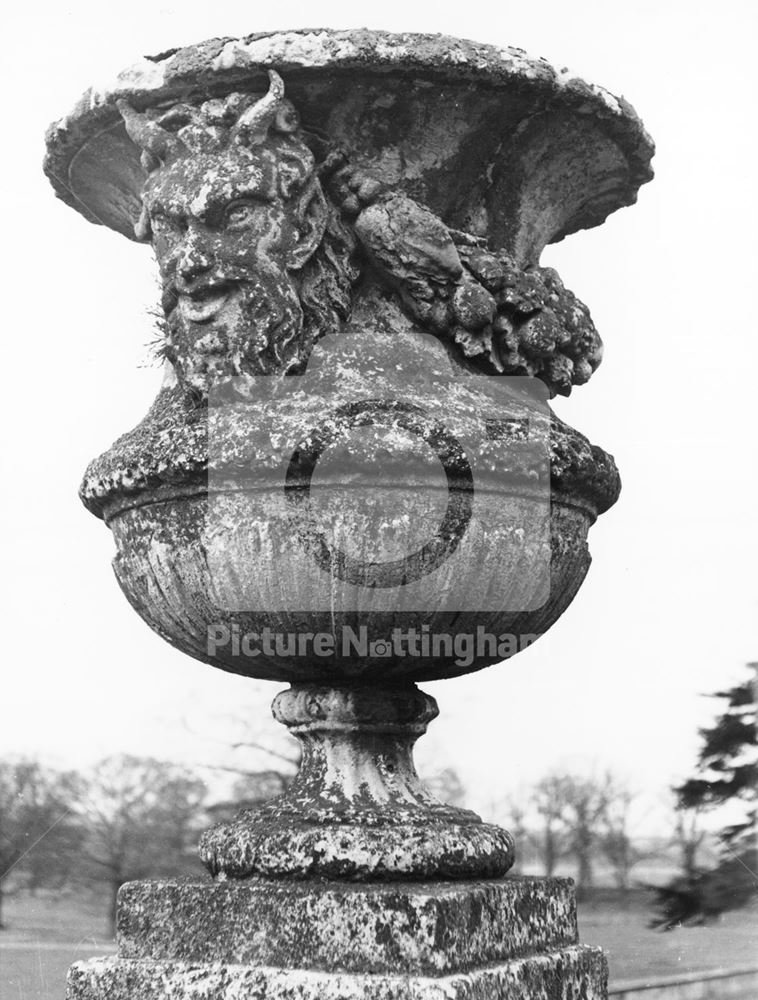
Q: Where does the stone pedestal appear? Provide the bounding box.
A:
[68,876,607,999]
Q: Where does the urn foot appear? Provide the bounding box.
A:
[199,684,514,880]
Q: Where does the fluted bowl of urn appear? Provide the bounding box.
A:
[85,315,619,685]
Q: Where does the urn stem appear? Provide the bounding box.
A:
[199,684,515,880]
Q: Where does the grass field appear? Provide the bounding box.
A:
[579,892,758,982]
[0,893,114,1000]
[1,889,756,999]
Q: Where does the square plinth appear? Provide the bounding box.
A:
[116,875,579,975]
[67,875,609,999]
[68,947,608,1000]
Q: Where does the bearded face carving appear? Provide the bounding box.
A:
[120,73,356,394]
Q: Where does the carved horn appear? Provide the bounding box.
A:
[117,99,181,164]
[234,70,286,146]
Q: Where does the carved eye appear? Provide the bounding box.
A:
[151,213,184,236]
[224,200,261,229]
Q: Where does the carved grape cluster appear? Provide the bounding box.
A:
[453,243,603,396]
[322,158,602,397]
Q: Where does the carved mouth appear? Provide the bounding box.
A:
[178,281,236,324]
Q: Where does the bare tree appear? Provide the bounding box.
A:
[531,775,570,877]
[77,756,206,935]
[557,773,614,896]
[224,735,301,772]
[600,783,644,891]
[530,771,635,894]
[0,759,80,929]
[185,702,301,788]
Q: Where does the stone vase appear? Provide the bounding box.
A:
[45,28,654,1000]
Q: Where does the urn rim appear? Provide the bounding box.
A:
[43,27,654,253]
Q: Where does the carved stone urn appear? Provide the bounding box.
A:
[45,28,653,1000]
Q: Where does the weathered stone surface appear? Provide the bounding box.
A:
[117,876,579,974]
[71,872,608,997]
[44,31,652,996]
[80,309,620,522]
[199,686,514,881]
[116,73,358,397]
[44,29,653,259]
[80,315,614,688]
[102,487,595,683]
[108,71,609,396]
[68,946,607,1000]
[45,34,629,704]
[45,31,654,397]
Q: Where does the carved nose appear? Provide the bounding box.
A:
[176,239,211,282]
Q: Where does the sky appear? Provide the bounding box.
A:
[2,0,756,832]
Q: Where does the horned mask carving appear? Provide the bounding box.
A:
[117,72,357,393]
